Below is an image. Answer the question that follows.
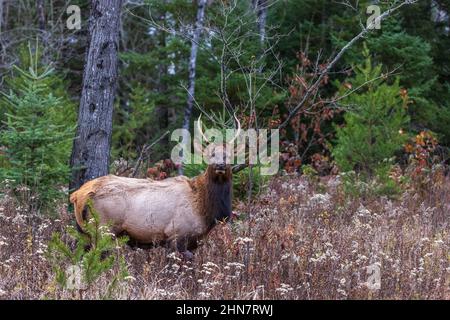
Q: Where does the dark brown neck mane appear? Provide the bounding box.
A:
[191,166,232,230]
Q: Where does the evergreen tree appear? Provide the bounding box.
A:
[117,0,193,161]
[112,85,155,160]
[365,19,450,145]
[333,48,410,176]
[47,201,129,299]
[0,51,74,209]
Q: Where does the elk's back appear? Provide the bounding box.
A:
[71,175,206,244]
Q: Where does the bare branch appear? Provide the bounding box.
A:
[232,0,418,173]
[132,131,171,178]
[279,0,416,130]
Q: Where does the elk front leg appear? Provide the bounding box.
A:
[174,236,198,260]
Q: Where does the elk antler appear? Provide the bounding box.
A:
[228,113,241,145]
[197,114,210,143]
[197,113,241,145]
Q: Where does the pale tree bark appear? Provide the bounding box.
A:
[252,0,269,45]
[36,0,48,57]
[179,0,207,174]
[0,0,4,33]
[431,0,449,24]
[70,0,123,191]
[157,5,169,158]
[36,0,45,31]
[0,0,5,73]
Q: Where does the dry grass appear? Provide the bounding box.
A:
[0,174,449,299]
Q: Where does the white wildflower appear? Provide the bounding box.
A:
[308,193,331,209]
[356,205,371,217]
[167,252,182,262]
[233,237,253,246]
[275,283,294,296]
[337,288,347,297]
[12,214,25,224]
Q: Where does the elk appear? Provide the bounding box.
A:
[70,115,240,255]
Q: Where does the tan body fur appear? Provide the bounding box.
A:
[70,165,232,251]
[70,175,212,249]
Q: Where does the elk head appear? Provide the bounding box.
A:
[196,113,241,223]
[197,113,241,180]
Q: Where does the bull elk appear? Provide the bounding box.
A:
[70,115,241,255]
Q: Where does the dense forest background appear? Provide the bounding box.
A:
[0,0,449,300]
[0,0,449,206]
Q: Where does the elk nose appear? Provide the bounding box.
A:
[215,164,226,172]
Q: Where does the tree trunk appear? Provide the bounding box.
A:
[157,7,169,159]
[431,0,449,24]
[36,0,45,31]
[252,0,269,45]
[36,0,48,59]
[179,0,207,174]
[70,0,123,191]
[0,0,3,86]
[0,0,4,33]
